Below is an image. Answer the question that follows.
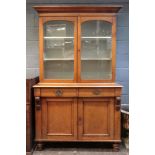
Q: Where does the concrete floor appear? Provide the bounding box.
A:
[33,143,129,155]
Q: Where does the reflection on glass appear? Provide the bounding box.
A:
[81,20,112,80]
[43,21,74,79]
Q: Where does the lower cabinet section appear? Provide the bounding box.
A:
[34,85,122,152]
[35,96,121,142]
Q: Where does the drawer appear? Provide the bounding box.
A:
[79,88,115,97]
[41,88,77,97]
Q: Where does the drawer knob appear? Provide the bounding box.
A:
[93,89,101,95]
[55,89,63,96]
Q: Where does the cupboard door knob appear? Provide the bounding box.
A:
[93,89,101,95]
[55,89,63,96]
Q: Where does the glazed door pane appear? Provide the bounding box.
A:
[43,21,74,79]
[81,20,112,80]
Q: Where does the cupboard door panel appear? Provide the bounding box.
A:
[78,98,114,141]
[42,98,77,140]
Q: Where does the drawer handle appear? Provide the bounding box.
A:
[55,89,63,96]
[93,89,101,95]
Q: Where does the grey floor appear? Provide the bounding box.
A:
[33,143,129,155]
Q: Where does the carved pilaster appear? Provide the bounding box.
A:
[35,97,41,110]
[116,96,121,111]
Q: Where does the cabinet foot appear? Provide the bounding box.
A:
[36,143,43,151]
[113,143,120,152]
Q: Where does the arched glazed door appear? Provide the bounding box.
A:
[78,17,116,82]
[39,17,77,82]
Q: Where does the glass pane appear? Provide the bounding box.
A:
[43,21,74,79]
[81,20,112,80]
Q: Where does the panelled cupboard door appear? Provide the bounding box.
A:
[41,98,77,140]
[78,98,114,141]
[78,17,116,83]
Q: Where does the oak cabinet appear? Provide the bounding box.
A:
[33,5,123,151]
[34,95,120,142]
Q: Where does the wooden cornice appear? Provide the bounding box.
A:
[33,5,123,14]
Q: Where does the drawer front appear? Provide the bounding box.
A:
[41,88,77,97]
[79,88,115,97]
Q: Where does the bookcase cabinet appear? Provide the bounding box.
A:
[33,5,123,151]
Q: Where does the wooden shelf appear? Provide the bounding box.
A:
[44,58,111,61]
[82,36,111,39]
[81,58,111,60]
[44,36,74,39]
[44,58,74,61]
